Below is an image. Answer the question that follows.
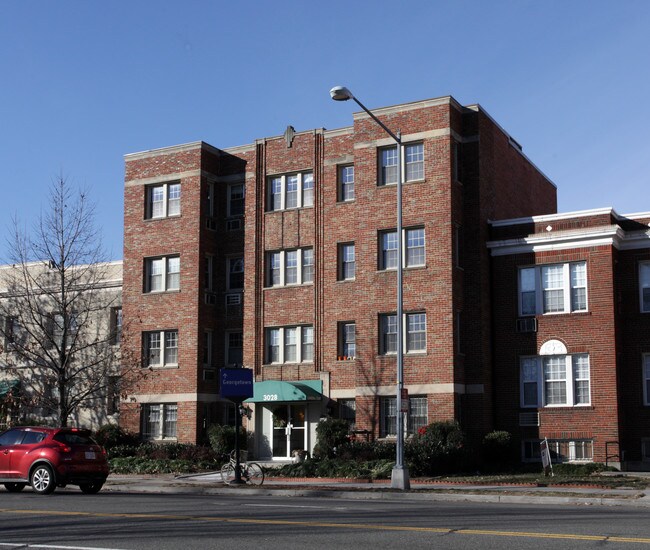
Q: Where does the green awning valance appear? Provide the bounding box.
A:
[245,380,323,403]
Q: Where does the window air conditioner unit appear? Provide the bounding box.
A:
[516,317,538,333]
[204,293,217,305]
[225,293,242,306]
[226,218,242,231]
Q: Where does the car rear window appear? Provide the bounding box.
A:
[53,432,96,445]
[21,431,47,444]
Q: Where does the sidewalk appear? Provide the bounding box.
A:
[103,472,650,508]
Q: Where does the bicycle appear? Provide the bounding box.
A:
[221,450,264,486]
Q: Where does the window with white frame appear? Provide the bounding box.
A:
[379,228,425,270]
[643,353,650,406]
[145,256,180,292]
[265,325,313,364]
[228,257,244,290]
[141,403,177,440]
[380,312,427,354]
[378,143,424,185]
[146,182,181,219]
[144,330,179,368]
[266,248,314,287]
[523,439,593,463]
[640,262,650,313]
[339,243,355,280]
[267,171,314,211]
[338,165,355,202]
[226,331,243,366]
[338,322,356,358]
[520,354,590,407]
[519,262,587,315]
[228,183,245,217]
[380,395,428,437]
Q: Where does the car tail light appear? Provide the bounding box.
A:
[58,442,72,453]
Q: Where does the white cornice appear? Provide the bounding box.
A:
[489,207,615,228]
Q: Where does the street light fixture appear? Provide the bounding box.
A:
[330,86,410,490]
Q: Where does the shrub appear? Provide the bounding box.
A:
[94,424,139,449]
[406,420,466,476]
[207,424,247,457]
[551,462,613,476]
[336,440,396,461]
[481,430,517,472]
[312,418,350,459]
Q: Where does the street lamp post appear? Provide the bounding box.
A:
[330,86,410,490]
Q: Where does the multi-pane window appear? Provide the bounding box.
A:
[203,330,213,366]
[3,316,25,348]
[146,182,181,219]
[523,439,593,463]
[205,255,214,292]
[52,312,78,348]
[380,395,428,437]
[520,354,590,407]
[144,330,179,368]
[226,331,243,366]
[379,228,426,270]
[643,354,650,406]
[338,165,355,202]
[339,322,356,359]
[339,243,356,280]
[380,313,427,354]
[110,307,122,345]
[228,257,244,290]
[228,183,245,217]
[519,262,587,315]
[267,171,314,211]
[378,143,424,185]
[145,256,180,292]
[339,398,356,427]
[265,325,314,364]
[266,248,314,287]
[141,403,177,440]
[640,262,650,313]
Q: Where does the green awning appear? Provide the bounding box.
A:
[245,380,323,403]
[0,380,19,399]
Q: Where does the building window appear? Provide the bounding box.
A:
[339,243,355,280]
[379,228,426,270]
[519,262,587,316]
[228,183,245,217]
[110,307,122,345]
[3,316,24,348]
[205,255,214,292]
[265,325,314,364]
[267,171,314,212]
[643,353,650,406]
[266,248,314,287]
[106,376,119,416]
[338,322,356,359]
[141,403,177,440]
[523,439,593,463]
[144,330,179,368]
[380,396,428,437]
[226,331,243,366]
[520,354,590,407]
[203,330,213,366]
[642,439,650,462]
[640,262,650,313]
[378,143,424,186]
[380,312,427,354]
[145,256,180,293]
[51,312,78,348]
[146,182,181,219]
[338,165,355,202]
[338,398,356,428]
[228,257,244,290]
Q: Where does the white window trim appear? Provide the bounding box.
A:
[227,183,245,218]
[640,261,650,313]
[518,261,588,316]
[265,325,314,365]
[338,165,355,202]
[146,182,181,219]
[380,228,426,270]
[141,403,178,440]
[225,330,243,367]
[378,142,425,186]
[267,248,313,287]
[144,329,179,368]
[522,439,593,463]
[380,312,427,355]
[339,243,356,281]
[145,256,180,293]
[520,354,591,408]
[267,171,314,212]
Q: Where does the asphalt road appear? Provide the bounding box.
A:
[1,490,650,549]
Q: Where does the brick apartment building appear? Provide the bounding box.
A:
[120,93,650,468]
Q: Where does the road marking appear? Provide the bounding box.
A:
[2,508,650,545]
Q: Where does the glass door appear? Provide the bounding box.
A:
[271,404,306,459]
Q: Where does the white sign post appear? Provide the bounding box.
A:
[540,438,553,477]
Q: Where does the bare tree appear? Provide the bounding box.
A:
[0,177,139,427]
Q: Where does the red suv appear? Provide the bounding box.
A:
[0,427,109,495]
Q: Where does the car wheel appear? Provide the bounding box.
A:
[4,483,27,493]
[30,464,56,495]
[79,482,103,494]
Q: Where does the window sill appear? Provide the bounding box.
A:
[144,214,182,222]
[144,365,180,370]
[376,178,426,187]
[264,283,314,290]
[266,206,314,214]
[336,278,356,283]
[263,361,314,367]
[144,289,181,295]
[377,265,427,274]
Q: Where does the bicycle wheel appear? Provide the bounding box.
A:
[221,463,236,485]
[245,462,264,486]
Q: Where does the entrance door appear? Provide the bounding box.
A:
[271,404,306,459]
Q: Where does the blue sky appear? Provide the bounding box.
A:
[1,1,649,261]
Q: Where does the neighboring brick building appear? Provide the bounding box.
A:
[489,208,650,469]
[121,94,564,461]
